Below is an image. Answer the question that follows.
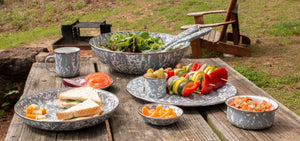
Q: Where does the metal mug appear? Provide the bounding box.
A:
[144,75,167,99]
[45,47,80,78]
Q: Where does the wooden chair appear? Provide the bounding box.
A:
[181,0,251,58]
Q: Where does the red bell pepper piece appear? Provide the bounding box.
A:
[209,68,228,90]
[190,62,201,72]
[182,73,188,78]
[182,81,200,97]
[200,74,213,94]
[165,70,175,81]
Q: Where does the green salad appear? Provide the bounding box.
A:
[98,32,165,53]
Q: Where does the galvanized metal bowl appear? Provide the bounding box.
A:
[225,95,279,130]
[89,32,190,75]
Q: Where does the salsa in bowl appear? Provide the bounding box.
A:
[225,95,279,130]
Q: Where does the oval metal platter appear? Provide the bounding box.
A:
[126,76,237,107]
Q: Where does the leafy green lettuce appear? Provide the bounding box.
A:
[99,32,165,53]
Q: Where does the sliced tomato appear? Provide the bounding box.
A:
[85,72,112,89]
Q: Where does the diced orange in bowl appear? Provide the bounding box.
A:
[141,106,177,119]
[141,106,149,116]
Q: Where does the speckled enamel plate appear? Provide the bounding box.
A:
[126,77,237,107]
[14,88,119,131]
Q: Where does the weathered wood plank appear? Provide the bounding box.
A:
[213,31,220,42]
[56,122,109,141]
[181,58,300,141]
[5,61,110,141]
[96,62,221,141]
[201,30,212,41]
[208,30,216,42]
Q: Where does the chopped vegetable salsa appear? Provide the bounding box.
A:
[229,97,275,111]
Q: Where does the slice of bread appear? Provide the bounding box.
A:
[56,86,103,109]
[56,99,103,120]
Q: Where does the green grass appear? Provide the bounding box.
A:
[234,64,300,115]
[268,22,300,36]
[234,63,299,88]
[0,0,236,49]
[2,0,298,49]
[233,64,270,88]
[0,25,60,49]
[268,89,300,115]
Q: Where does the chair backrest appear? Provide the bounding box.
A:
[219,0,239,42]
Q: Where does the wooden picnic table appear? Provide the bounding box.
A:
[5,58,300,141]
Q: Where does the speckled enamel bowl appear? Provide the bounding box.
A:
[89,32,190,75]
[138,103,183,126]
[225,95,279,130]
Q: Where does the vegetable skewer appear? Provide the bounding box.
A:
[164,62,228,96]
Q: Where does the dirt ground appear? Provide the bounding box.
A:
[0,109,14,141]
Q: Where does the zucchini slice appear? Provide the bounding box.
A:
[174,68,185,75]
[177,70,187,77]
[168,77,180,95]
[186,63,193,72]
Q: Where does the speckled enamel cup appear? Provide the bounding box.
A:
[45,47,80,78]
[144,75,167,99]
[225,95,279,130]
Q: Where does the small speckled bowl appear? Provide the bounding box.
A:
[138,103,183,126]
[225,95,279,130]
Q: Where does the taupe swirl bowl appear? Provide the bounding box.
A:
[89,32,190,75]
